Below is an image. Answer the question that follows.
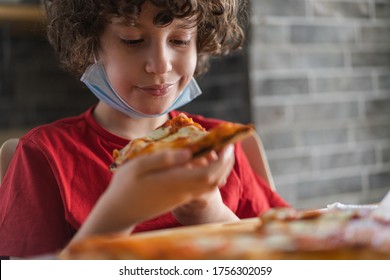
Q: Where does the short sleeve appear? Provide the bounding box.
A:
[0,138,74,258]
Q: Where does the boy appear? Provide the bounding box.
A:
[0,0,288,258]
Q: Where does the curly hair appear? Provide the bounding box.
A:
[43,0,248,77]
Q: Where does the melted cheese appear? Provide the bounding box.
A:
[160,125,207,143]
[146,126,171,141]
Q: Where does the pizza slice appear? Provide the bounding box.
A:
[110,113,254,170]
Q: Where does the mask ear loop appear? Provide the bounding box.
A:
[92,52,98,63]
[91,47,99,63]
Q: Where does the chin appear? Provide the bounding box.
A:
[131,98,176,115]
[137,106,170,116]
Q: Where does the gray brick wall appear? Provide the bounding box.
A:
[249,0,390,208]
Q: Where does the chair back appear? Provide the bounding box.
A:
[0,138,19,183]
[241,133,276,191]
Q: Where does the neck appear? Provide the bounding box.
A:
[93,102,170,139]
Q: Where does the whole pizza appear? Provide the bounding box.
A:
[60,207,390,260]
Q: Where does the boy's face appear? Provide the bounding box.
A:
[98,2,197,115]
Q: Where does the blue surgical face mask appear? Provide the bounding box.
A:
[80,61,202,119]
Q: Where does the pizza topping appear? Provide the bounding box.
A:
[159,125,207,144]
[256,207,390,256]
[161,113,205,132]
[261,234,295,251]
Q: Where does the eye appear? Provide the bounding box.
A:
[170,39,191,46]
[121,39,144,46]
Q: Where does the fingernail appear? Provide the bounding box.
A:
[224,145,234,157]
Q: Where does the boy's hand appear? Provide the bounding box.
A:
[172,144,239,225]
[70,144,236,244]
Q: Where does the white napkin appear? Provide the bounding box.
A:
[326,202,378,210]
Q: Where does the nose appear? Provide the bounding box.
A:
[144,42,172,74]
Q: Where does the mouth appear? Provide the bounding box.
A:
[138,83,175,97]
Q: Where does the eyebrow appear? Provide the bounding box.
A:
[112,17,196,30]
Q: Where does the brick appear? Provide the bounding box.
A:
[251,25,287,44]
[297,192,370,209]
[252,105,287,125]
[293,101,359,121]
[365,99,390,117]
[361,26,390,44]
[354,123,390,141]
[318,148,376,170]
[369,171,390,191]
[375,3,390,19]
[359,192,389,205]
[252,51,345,70]
[315,75,373,93]
[296,175,362,200]
[383,147,390,163]
[268,154,313,176]
[252,77,309,96]
[260,130,296,150]
[290,24,357,44]
[312,1,370,18]
[294,52,346,69]
[378,75,390,90]
[301,127,349,146]
[351,51,390,68]
[270,181,297,204]
[250,51,292,70]
[251,0,306,18]
[183,99,250,123]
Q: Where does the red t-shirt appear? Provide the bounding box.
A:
[0,107,288,257]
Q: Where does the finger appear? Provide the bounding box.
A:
[141,164,213,199]
[216,157,234,187]
[217,144,234,158]
[204,150,218,161]
[166,144,235,191]
[206,144,235,185]
[188,156,209,168]
[215,144,235,186]
[123,149,192,174]
[136,145,235,196]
